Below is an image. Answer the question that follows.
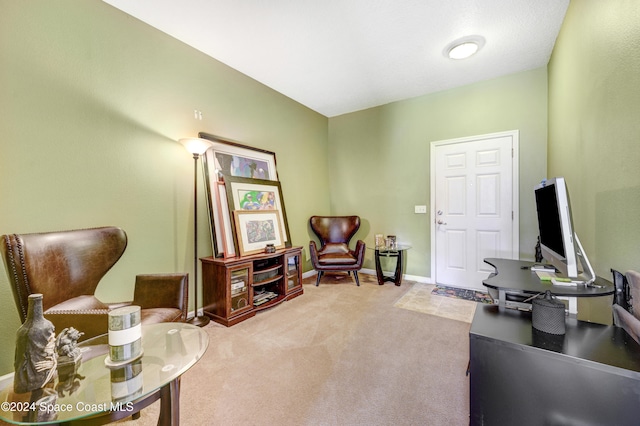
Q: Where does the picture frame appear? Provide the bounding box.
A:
[233,210,285,256]
[202,159,226,257]
[199,132,278,182]
[223,175,292,250]
[200,133,278,258]
[216,182,236,258]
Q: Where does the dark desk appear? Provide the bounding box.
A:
[483,258,614,310]
[470,305,640,425]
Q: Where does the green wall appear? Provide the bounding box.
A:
[2,0,637,375]
[328,68,548,277]
[0,1,329,374]
[548,0,640,276]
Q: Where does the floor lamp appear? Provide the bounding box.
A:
[179,137,213,327]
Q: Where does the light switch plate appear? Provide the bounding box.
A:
[414,205,427,214]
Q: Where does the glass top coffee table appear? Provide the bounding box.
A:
[369,245,412,286]
[0,322,208,425]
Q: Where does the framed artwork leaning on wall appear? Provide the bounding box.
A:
[233,210,285,256]
[199,132,283,258]
[223,175,292,250]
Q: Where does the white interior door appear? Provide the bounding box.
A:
[431,131,519,291]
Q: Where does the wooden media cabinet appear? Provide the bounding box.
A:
[201,246,303,326]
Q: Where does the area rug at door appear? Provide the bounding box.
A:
[431,285,494,304]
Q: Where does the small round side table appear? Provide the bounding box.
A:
[370,245,411,286]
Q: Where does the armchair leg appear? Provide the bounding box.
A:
[315,271,323,286]
[353,271,360,286]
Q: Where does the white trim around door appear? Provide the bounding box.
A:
[430,130,519,289]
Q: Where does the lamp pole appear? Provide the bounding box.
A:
[179,138,212,328]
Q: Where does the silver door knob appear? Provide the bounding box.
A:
[437,220,447,225]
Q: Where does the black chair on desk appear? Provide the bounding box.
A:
[612,269,640,344]
[611,268,632,312]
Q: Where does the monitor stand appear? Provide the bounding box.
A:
[574,233,595,285]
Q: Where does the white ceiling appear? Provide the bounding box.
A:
[103,0,569,117]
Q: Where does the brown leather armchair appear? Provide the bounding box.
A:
[1,226,188,341]
[309,216,365,286]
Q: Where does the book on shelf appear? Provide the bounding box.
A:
[254,297,276,306]
[231,280,246,289]
[253,291,277,305]
[231,286,247,296]
[253,291,276,300]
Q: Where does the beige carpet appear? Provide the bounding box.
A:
[116,273,472,425]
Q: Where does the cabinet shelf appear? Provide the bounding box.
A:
[254,264,282,275]
[253,274,283,287]
[253,294,286,311]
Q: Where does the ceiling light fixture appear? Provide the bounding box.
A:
[444,36,485,60]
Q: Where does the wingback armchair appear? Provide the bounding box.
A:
[1,226,188,340]
[309,215,365,286]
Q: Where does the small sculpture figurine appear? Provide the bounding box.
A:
[55,327,85,397]
[56,327,84,360]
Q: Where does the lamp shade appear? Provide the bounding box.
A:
[179,137,213,155]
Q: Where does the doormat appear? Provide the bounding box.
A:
[431,285,494,304]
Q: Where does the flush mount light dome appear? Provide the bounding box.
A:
[444,36,485,60]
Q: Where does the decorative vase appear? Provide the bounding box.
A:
[14,294,57,393]
[106,305,142,366]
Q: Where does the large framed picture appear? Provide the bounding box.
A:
[233,210,285,256]
[223,175,291,250]
[200,132,278,181]
[200,133,279,258]
[215,182,236,257]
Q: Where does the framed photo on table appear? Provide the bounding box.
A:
[223,175,291,250]
[233,210,285,256]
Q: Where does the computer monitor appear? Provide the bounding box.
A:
[534,177,594,283]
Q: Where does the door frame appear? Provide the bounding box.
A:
[429,130,520,285]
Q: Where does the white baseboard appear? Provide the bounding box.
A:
[305,268,433,284]
[402,273,434,284]
[360,268,433,284]
[187,308,204,320]
[302,270,317,279]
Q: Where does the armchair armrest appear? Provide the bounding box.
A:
[133,273,188,322]
[45,311,110,342]
[351,240,366,268]
[309,240,320,268]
